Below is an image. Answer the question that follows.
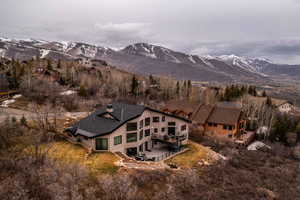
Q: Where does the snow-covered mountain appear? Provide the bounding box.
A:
[0,38,299,83]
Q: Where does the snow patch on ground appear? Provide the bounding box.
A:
[40,49,50,58]
[162,48,181,63]
[0,37,12,42]
[13,94,22,99]
[1,99,15,107]
[247,141,271,151]
[188,55,196,64]
[60,90,77,96]
[0,49,6,57]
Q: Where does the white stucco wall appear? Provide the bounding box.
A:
[277,103,293,113]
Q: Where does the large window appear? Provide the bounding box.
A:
[114,135,122,145]
[127,122,137,131]
[139,120,143,129]
[145,118,151,126]
[154,128,158,133]
[95,138,108,150]
[168,122,176,126]
[181,125,187,131]
[139,130,143,140]
[145,129,151,137]
[127,132,137,143]
[153,116,160,123]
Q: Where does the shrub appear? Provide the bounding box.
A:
[20,115,27,126]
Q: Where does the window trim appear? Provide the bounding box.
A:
[127,132,138,143]
[153,116,160,123]
[95,138,108,150]
[114,135,122,145]
[126,122,138,131]
[139,130,143,140]
[145,117,151,126]
[145,129,151,137]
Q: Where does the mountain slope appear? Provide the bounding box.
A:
[0,38,299,83]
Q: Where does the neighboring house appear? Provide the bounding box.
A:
[163,101,246,142]
[193,104,245,140]
[273,100,294,113]
[247,96,294,113]
[162,100,200,119]
[75,56,92,67]
[66,103,190,157]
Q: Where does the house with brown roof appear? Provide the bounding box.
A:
[247,96,294,113]
[163,100,246,141]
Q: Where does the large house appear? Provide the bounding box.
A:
[66,103,190,157]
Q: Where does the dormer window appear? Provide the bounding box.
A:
[102,113,115,119]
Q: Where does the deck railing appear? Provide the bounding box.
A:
[152,132,187,143]
[153,146,186,162]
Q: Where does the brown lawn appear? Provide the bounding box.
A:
[26,141,120,175]
[165,141,214,168]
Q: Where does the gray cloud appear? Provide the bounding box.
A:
[1,0,300,64]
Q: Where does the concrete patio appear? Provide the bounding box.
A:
[142,144,185,162]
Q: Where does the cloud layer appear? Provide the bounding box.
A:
[1,0,300,64]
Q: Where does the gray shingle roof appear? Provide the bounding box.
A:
[70,102,190,138]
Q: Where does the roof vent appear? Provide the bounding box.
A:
[106,104,113,113]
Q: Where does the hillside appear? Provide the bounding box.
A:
[1,38,300,83]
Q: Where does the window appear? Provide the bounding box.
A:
[95,138,108,150]
[228,134,232,138]
[223,125,233,130]
[181,125,187,131]
[145,118,151,126]
[162,116,165,122]
[127,122,137,131]
[161,127,165,132]
[139,120,143,129]
[114,135,122,145]
[153,116,160,123]
[154,128,158,133]
[213,123,218,127]
[145,129,150,137]
[168,122,176,126]
[127,132,137,143]
[208,123,213,127]
[139,130,143,140]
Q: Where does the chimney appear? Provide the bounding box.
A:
[106,104,113,113]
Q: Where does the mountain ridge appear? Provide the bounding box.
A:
[1,37,299,83]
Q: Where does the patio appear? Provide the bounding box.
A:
[141,143,185,162]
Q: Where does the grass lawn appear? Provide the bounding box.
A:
[27,141,120,175]
[165,141,212,168]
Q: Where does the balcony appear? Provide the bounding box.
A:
[152,132,187,144]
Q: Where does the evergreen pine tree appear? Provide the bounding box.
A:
[47,60,53,70]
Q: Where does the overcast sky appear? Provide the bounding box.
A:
[1,0,300,64]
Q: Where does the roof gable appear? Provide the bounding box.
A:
[72,102,190,138]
